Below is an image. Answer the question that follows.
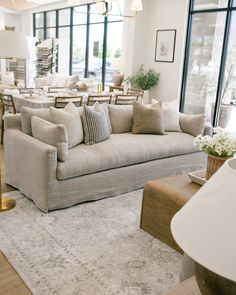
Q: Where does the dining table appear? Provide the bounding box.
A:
[3,89,122,111]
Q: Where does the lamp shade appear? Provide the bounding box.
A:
[0,31,30,59]
[171,158,236,282]
[131,0,143,11]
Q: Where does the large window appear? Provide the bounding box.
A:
[181,0,236,132]
[33,2,123,86]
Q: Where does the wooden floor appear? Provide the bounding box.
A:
[0,145,32,295]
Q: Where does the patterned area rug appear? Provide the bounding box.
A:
[0,190,182,295]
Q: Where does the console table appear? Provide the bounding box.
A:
[140,174,201,253]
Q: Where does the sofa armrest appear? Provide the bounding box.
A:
[4,114,21,130]
[4,129,57,212]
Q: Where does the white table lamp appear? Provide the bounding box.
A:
[171,158,236,294]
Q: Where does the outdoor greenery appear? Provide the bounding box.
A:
[128,65,160,90]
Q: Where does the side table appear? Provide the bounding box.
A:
[140,174,201,253]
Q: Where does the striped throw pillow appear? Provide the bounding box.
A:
[83,104,110,145]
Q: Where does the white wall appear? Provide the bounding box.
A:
[131,0,189,101]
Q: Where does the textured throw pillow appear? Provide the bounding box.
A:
[108,104,133,134]
[80,103,112,134]
[34,77,47,88]
[152,99,181,132]
[50,102,83,148]
[179,113,205,137]
[132,100,164,135]
[1,72,15,86]
[66,74,79,88]
[83,102,110,145]
[31,116,68,162]
[21,106,51,135]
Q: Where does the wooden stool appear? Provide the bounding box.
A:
[140,174,201,253]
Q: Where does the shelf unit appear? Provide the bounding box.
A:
[36,38,58,77]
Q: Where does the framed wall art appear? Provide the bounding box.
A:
[155,29,176,63]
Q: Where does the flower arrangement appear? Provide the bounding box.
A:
[127,65,160,90]
[194,127,236,158]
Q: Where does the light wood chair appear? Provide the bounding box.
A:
[48,87,68,93]
[87,95,112,106]
[19,88,43,94]
[127,88,144,98]
[115,94,139,105]
[0,93,16,144]
[54,96,83,108]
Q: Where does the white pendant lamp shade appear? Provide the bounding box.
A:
[95,1,106,14]
[131,0,143,11]
[171,158,236,282]
[0,31,30,59]
[67,0,81,5]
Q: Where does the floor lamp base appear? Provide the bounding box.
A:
[0,197,15,211]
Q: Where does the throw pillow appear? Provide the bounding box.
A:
[51,75,68,87]
[50,102,83,148]
[179,113,205,137]
[66,74,79,88]
[21,106,51,135]
[152,99,181,132]
[132,100,165,135]
[108,104,133,133]
[34,77,47,88]
[31,116,68,162]
[80,103,112,134]
[83,102,110,145]
[1,72,15,86]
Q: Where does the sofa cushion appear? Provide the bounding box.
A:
[108,104,133,133]
[57,132,199,180]
[132,100,164,135]
[83,104,110,145]
[21,106,51,135]
[152,99,181,132]
[31,116,68,162]
[179,113,205,137]
[50,102,83,148]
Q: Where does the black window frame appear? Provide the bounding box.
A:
[33,3,123,89]
[180,0,236,126]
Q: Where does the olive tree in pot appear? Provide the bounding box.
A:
[128,65,160,104]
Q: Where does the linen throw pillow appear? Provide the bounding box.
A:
[152,99,181,132]
[132,100,165,135]
[21,106,51,135]
[83,102,110,145]
[108,104,133,133]
[50,102,83,148]
[179,113,205,137]
[31,116,68,162]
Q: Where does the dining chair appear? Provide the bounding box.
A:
[48,87,68,93]
[115,94,139,105]
[54,96,83,108]
[0,93,16,144]
[87,94,112,106]
[127,88,144,98]
[19,88,43,94]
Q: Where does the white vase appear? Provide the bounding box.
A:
[143,90,150,104]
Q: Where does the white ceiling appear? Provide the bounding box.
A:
[0,0,63,12]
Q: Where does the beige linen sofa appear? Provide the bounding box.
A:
[4,105,207,212]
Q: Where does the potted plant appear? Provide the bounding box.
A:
[194,127,236,179]
[127,65,160,103]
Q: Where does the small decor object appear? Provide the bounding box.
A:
[112,73,124,86]
[194,127,236,179]
[155,29,176,63]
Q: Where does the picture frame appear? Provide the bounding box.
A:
[155,29,176,63]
